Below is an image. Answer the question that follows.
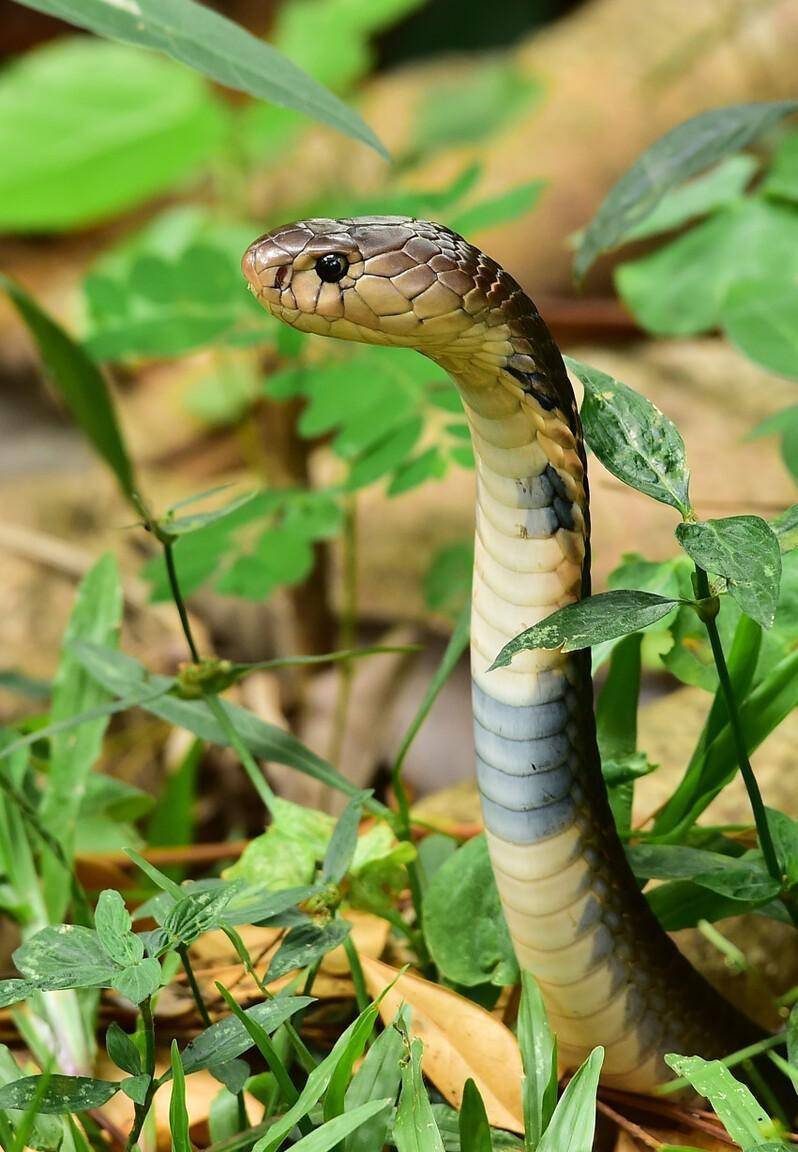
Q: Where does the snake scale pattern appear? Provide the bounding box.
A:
[242,216,756,1092]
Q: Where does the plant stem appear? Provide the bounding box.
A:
[162,539,201,663]
[179,946,213,1028]
[203,693,276,814]
[343,934,369,1014]
[125,998,157,1152]
[693,566,781,885]
[328,493,358,767]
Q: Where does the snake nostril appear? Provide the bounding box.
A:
[274,264,288,289]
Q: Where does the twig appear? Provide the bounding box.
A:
[594,1096,662,1150]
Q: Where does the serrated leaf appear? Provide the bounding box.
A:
[567,357,691,513]
[15,0,386,157]
[575,100,798,278]
[676,516,782,627]
[0,1076,119,1114]
[491,590,682,668]
[423,835,517,988]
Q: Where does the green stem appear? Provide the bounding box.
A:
[693,567,781,885]
[124,998,157,1152]
[203,693,276,814]
[179,946,213,1029]
[162,538,201,663]
[343,933,369,1015]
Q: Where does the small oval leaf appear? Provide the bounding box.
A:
[676,516,782,628]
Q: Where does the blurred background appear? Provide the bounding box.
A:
[1,0,797,887]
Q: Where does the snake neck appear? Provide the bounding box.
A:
[438,299,752,1093]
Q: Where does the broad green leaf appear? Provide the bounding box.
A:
[111,957,162,1005]
[722,279,798,380]
[254,1002,381,1152]
[345,417,424,490]
[518,972,557,1152]
[13,926,115,991]
[537,1048,603,1152]
[649,878,790,931]
[225,796,335,892]
[0,279,136,503]
[94,890,143,966]
[567,357,691,513]
[661,600,740,692]
[449,181,545,237]
[394,1036,445,1152]
[0,1076,118,1114]
[0,1048,63,1152]
[763,130,798,202]
[423,836,517,988]
[388,447,447,496]
[663,1055,782,1150]
[626,844,780,901]
[163,886,238,947]
[0,981,37,1009]
[121,1075,150,1106]
[766,808,798,888]
[264,921,352,983]
[0,38,224,230]
[623,153,759,241]
[323,792,369,885]
[459,1079,492,1152]
[676,516,782,628]
[616,197,798,336]
[105,1024,141,1077]
[491,591,682,667]
[180,997,313,1076]
[344,1015,404,1152]
[39,555,123,921]
[424,542,473,619]
[575,101,798,278]
[71,643,387,813]
[170,1042,191,1152]
[15,0,387,157]
[215,525,314,599]
[771,505,798,554]
[288,1101,393,1152]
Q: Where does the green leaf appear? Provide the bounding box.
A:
[346,417,423,491]
[112,958,162,1005]
[626,844,780,901]
[663,1055,782,1150]
[170,1042,191,1152]
[324,997,382,1123]
[15,0,387,157]
[424,542,473,619]
[225,795,335,892]
[537,1048,603,1152]
[0,1076,119,1115]
[394,1036,445,1152]
[121,1075,150,1107]
[575,101,798,278]
[0,37,223,231]
[518,972,557,1152]
[13,925,116,992]
[491,591,682,667]
[449,181,545,237]
[180,997,313,1076]
[264,921,352,983]
[766,808,798,888]
[0,279,136,503]
[163,886,238,947]
[616,197,798,336]
[622,153,759,242]
[763,130,798,202]
[95,890,143,966]
[423,836,517,988]
[596,633,642,834]
[771,505,798,554]
[105,1024,141,1077]
[254,1002,381,1152]
[288,1101,393,1152]
[431,1105,523,1151]
[676,516,782,628]
[344,1015,404,1152]
[323,793,369,885]
[459,1079,492,1152]
[39,554,124,921]
[567,357,691,513]
[721,279,798,380]
[388,447,447,496]
[72,643,387,813]
[787,1004,798,1082]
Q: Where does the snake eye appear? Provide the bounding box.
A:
[315,252,349,283]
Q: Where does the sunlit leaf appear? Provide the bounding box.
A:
[722,279,798,380]
[664,1054,782,1150]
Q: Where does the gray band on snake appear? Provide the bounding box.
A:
[242,216,756,1092]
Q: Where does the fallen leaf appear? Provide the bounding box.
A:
[359,956,523,1133]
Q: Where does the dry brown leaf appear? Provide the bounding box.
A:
[359,956,524,1134]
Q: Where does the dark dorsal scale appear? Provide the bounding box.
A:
[506,364,558,412]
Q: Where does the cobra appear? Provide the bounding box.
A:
[242,216,757,1092]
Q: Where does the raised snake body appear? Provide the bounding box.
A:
[242,216,754,1092]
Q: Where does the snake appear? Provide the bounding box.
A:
[241,216,758,1093]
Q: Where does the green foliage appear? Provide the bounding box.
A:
[14,0,386,156]
[344,1015,404,1152]
[393,1034,445,1152]
[676,517,782,628]
[423,835,518,987]
[518,973,557,1152]
[575,100,798,279]
[664,1055,786,1149]
[0,38,225,232]
[536,1048,603,1152]
[0,1076,119,1115]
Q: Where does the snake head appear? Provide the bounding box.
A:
[242,215,495,355]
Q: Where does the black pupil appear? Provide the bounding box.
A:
[316,253,348,283]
